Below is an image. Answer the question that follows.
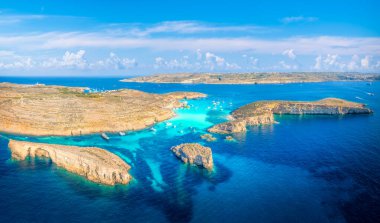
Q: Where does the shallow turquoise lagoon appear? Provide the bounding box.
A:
[0,77,379,223]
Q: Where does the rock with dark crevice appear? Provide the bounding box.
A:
[171,143,213,170]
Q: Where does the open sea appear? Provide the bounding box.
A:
[0,77,379,223]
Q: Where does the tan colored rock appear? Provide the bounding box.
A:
[200,133,217,142]
[0,83,206,136]
[8,139,132,185]
[208,120,247,134]
[209,98,372,134]
[171,143,213,170]
[225,136,235,142]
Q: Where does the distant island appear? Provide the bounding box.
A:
[0,83,206,136]
[121,72,380,84]
[208,98,373,134]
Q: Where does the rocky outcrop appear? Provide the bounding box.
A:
[0,83,206,136]
[200,133,217,142]
[208,120,248,134]
[8,139,132,185]
[209,98,372,134]
[171,143,213,170]
[209,113,275,134]
[225,136,235,142]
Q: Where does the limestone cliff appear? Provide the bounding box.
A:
[209,98,372,134]
[8,139,132,185]
[171,143,213,170]
[0,83,206,136]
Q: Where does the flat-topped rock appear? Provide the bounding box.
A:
[0,83,206,136]
[200,133,217,142]
[171,143,213,170]
[8,139,132,185]
[209,98,372,134]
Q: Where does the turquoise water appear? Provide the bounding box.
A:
[0,77,379,223]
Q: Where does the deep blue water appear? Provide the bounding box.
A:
[0,77,379,223]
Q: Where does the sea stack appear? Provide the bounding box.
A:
[171,143,213,170]
[8,139,132,185]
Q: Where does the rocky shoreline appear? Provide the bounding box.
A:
[171,143,213,170]
[209,98,372,134]
[8,139,132,185]
[0,83,206,136]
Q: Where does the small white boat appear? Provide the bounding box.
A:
[150,127,157,132]
[367,92,375,96]
[119,132,126,136]
[101,133,110,140]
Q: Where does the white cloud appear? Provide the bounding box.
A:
[152,52,240,71]
[153,56,192,70]
[196,49,202,60]
[347,55,360,70]
[124,21,265,37]
[360,55,370,69]
[0,14,46,25]
[93,52,137,70]
[204,52,240,70]
[281,16,318,24]
[205,52,225,67]
[41,50,87,69]
[0,57,34,70]
[313,54,376,71]
[249,57,259,67]
[279,61,298,70]
[375,61,380,69]
[1,33,379,56]
[282,49,296,59]
[314,55,322,70]
[62,50,87,68]
[313,54,345,70]
[0,50,35,70]
[242,55,259,69]
[0,50,137,71]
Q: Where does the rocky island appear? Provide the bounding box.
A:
[8,139,132,185]
[0,83,206,136]
[171,143,213,170]
[200,133,217,142]
[209,98,373,134]
[121,72,380,84]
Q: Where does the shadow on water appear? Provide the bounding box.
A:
[128,131,234,223]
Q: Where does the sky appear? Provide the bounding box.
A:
[0,0,380,76]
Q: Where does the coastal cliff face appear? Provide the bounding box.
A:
[0,83,206,136]
[209,98,372,134]
[171,143,213,170]
[208,120,248,134]
[8,140,132,185]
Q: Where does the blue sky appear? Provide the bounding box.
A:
[0,0,379,76]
